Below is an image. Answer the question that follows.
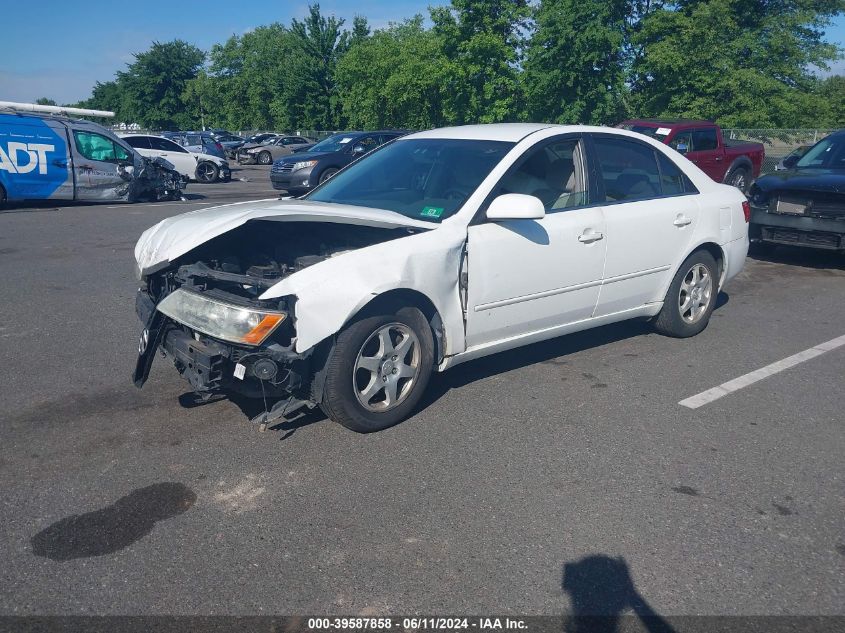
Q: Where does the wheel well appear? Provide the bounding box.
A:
[309,288,445,404]
[694,242,725,280]
[724,157,752,181]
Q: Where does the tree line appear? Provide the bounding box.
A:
[70,0,845,131]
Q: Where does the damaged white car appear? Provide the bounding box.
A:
[133,124,749,432]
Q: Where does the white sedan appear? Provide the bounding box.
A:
[121,134,231,183]
[132,124,749,432]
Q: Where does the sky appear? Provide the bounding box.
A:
[2,0,844,105]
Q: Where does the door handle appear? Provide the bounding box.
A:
[578,230,604,243]
[673,215,692,227]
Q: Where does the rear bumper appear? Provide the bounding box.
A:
[750,207,845,250]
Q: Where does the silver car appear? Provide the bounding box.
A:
[238,136,314,165]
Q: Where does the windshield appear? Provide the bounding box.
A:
[795,136,845,169]
[306,138,515,222]
[311,133,361,153]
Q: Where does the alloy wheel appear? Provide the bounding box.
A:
[353,323,421,412]
[678,263,713,324]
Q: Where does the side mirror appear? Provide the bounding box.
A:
[486,193,545,221]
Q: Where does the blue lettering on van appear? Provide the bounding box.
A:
[0,115,69,199]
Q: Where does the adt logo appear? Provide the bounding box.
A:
[0,142,55,174]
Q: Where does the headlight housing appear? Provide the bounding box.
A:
[293,160,317,171]
[157,289,286,346]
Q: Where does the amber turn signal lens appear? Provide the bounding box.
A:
[242,314,285,345]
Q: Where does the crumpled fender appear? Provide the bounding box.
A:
[259,222,468,357]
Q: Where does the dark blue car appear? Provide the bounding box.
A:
[270,130,407,195]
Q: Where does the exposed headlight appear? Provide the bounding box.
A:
[293,160,317,171]
[157,289,286,346]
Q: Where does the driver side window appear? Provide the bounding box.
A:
[494,138,588,213]
[73,131,130,163]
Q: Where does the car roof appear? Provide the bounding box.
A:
[405,123,556,142]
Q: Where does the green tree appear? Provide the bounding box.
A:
[523,0,629,125]
[631,0,845,127]
[273,4,350,129]
[35,97,57,106]
[117,40,205,129]
[431,0,530,123]
[336,17,451,128]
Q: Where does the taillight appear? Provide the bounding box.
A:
[215,142,224,152]
[742,200,751,223]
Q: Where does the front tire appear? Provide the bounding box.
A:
[653,250,718,338]
[319,168,339,184]
[321,306,434,432]
[258,151,272,165]
[195,162,219,183]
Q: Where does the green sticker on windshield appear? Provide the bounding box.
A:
[420,206,444,219]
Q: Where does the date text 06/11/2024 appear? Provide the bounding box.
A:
[306,618,528,630]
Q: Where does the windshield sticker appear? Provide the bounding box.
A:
[339,137,353,144]
[420,206,444,219]
[655,127,671,136]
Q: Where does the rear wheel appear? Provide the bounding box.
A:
[319,168,339,184]
[195,162,219,183]
[320,307,434,432]
[727,166,750,192]
[258,151,272,165]
[653,250,718,338]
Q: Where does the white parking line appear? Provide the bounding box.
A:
[679,334,845,409]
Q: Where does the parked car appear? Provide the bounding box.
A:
[238,135,314,165]
[121,134,231,183]
[133,123,749,432]
[619,119,764,191]
[0,105,182,205]
[214,134,246,159]
[747,130,845,252]
[270,130,407,194]
[775,145,811,171]
[167,132,227,161]
[242,133,278,146]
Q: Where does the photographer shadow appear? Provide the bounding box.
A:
[562,555,676,633]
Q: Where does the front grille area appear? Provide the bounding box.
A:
[272,162,294,173]
[769,192,845,219]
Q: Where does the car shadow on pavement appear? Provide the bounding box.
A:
[562,555,676,633]
[420,293,727,411]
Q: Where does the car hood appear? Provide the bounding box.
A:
[754,169,845,195]
[135,198,435,275]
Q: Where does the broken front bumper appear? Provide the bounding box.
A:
[750,206,845,250]
[132,289,311,398]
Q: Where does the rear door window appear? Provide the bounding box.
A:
[691,129,718,151]
[592,137,661,202]
[149,137,188,153]
[657,153,697,195]
[124,136,151,149]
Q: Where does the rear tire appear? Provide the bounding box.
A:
[727,166,750,192]
[195,162,219,183]
[320,306,434,433]
[653,250,719,338]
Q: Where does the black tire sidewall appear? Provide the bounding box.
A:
[259,151,272,165]
[321,307,434,432]
[654,250,719,338]
[728,167,749,191]
[320,168,338,184]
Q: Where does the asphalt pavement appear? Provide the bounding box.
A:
[0,165,843,616]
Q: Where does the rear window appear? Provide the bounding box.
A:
[124,136,151,149]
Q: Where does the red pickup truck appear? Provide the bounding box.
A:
[619,119,765,191]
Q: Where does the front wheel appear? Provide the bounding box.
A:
[319,168,339,184]
[195,162,219,183]
[258,151,272,165]
[653,250,718,338]
[320,307,434,432]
